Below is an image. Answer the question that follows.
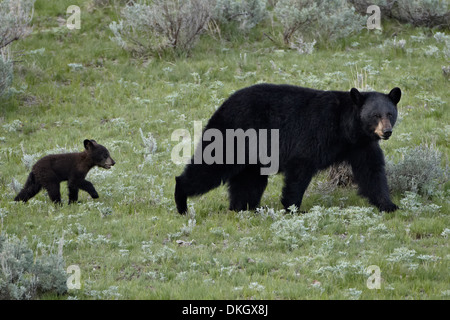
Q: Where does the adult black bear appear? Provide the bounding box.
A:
[175,84,401,214]
[15,139,115,204]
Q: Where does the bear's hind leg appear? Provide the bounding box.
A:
[14,173,42,202]
[281,161,316,211]
[228,166,268,211]
[43,183,62,204]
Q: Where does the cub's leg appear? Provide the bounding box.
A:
[43,183,62,204]
[68,182,80,204]
[78,179,99,199]
[14,172,42,202]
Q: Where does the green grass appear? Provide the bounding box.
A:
[0,1,449,300]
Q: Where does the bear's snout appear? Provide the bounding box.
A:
[382,128,392,139]
[103,157,115,169]
[375,118,393,140]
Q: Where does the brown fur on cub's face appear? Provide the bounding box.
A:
[84,139,115,169]
[14,139,115,204]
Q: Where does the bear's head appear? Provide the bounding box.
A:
[84,139,115,169]
[350,87,401,141]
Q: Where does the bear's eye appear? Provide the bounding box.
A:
[387,113,392,118]
[373,114,381,119]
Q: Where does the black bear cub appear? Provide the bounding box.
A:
[15,139,115,204]
[175,84,401,214]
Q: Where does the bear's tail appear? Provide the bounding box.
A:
[14,172,42,202]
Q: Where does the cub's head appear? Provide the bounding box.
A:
[84,139,115,169]
[350,87,401,141]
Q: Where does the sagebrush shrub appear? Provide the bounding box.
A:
[325,143,448,196]
[270,216,309,249]
[0,0,35,98]
[443,40,450,78]
[394,0,449,28]
[33,254,68,296]
[139,128,157,164]
[213,0,267,30]
[386,143,447,196]
[0,54,13,98]
[110,0,213,57]
[92,0,128,7]
[316,0,365,42]
[443,40,450,60]
[348,0,450,28]
[0,0,35,50]
[275,0,365,45]
[274,0,319,44]
[289,35,316,54]
[347,0,392,16]
[327,161,354,187]
[0,235,67,300]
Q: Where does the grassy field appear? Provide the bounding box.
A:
[0,0,449,300]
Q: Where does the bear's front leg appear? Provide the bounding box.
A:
[348,142,398,212]
[79,179,99,199]
[68,184,80,204]
[228,165,268,211]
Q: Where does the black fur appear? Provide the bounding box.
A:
[175,84,401,214]
[15,139,115,204]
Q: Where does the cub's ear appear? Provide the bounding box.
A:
[388,87,401,105]
[350,88,364,107]
[84,139,95,150]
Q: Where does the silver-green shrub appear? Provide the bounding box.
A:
[0,0,35,50]
[386,144,448,196]
[443,40,450,78]
[393,0,449,28]
[0,54,13,98]
[110,0,214,56]
[213,0,267,30]
[348,0,450,28]
[274,0,319,44]
[444,40,450,60]
[0,0,35,98]
[275,0,365,45]
[316,1,365,42]
[347,0,391,17]
[0,235,67,300]
[33,254,68,296]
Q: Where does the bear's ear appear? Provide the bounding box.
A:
[350,88,364,107]
[388,87,401,105]
[84,139,95,150]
